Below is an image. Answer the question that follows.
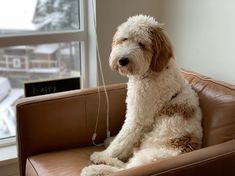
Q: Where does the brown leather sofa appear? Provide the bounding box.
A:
[16,70,235,176]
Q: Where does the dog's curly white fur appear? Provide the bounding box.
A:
[81,15,202,176]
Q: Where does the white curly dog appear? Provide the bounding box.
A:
[81,15,202,176]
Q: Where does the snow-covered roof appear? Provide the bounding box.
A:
[7,46,35,50]
[0,0,38,30]
[34,44,59,54]
[0,68,60,73]
[0,77,11,102]
[29,68,60,73]
[0,89,23,111]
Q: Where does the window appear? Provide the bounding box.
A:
[0,0,87,143]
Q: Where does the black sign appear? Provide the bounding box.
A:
[24,77,80,97]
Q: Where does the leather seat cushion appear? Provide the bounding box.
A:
[26,146,104,176]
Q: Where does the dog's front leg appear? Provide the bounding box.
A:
[90,116,148,166]
[91,79,159,165]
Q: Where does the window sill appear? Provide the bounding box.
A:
[0,144,18,176]
[0,144,17,166]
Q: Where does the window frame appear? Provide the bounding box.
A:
[0,0,88,146]
[0,137,16,147]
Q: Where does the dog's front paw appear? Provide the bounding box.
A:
[80,164,120,176]
[90,151,108,164]
[80,166,93,176]
[90,151,125,168]
[80,165,99,176]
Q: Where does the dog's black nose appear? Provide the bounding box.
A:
[118,57,129,66]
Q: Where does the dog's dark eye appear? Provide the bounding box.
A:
[122,38,128,41]
[138,42,145,48]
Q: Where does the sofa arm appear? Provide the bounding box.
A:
[113,140,235,176]
[16,83,127,176]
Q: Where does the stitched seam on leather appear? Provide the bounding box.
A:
[181,70,235,91]
[151,150,235,176]
[28,158,39,176]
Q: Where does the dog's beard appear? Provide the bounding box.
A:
[110,60,134,76]
[118,65,134,76]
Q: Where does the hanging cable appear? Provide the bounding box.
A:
[91,0,110,146]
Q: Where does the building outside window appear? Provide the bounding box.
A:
[0,0,86,144]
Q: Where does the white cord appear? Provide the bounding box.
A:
[91,0,110,146]
[92,73,102,146]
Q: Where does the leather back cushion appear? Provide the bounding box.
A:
[182,70,235,147]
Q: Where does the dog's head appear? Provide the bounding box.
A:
[109,15,173,76]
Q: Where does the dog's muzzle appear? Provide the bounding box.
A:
[118,57,129,66]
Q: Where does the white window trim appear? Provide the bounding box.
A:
[0,137,16,148]
[0,30,86,47]
[0,0,89,88]
[0,138,17,175]
[0,137,17,165]
[0,1,92,174]
[0,144,18,176]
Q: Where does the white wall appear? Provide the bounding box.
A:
[158,0,235,84]
[94,0,235,85]
[96,0,160,85]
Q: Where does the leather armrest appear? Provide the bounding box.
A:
[16,83,127,176]
[113,140,235,176]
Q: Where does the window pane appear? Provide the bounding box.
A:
[0,42,81,139]
[0,0,80,36]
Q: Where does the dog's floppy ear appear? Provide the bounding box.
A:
[150,25,174,72]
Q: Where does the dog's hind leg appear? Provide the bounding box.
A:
[80,164,123,176]
[126,147,180,169]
